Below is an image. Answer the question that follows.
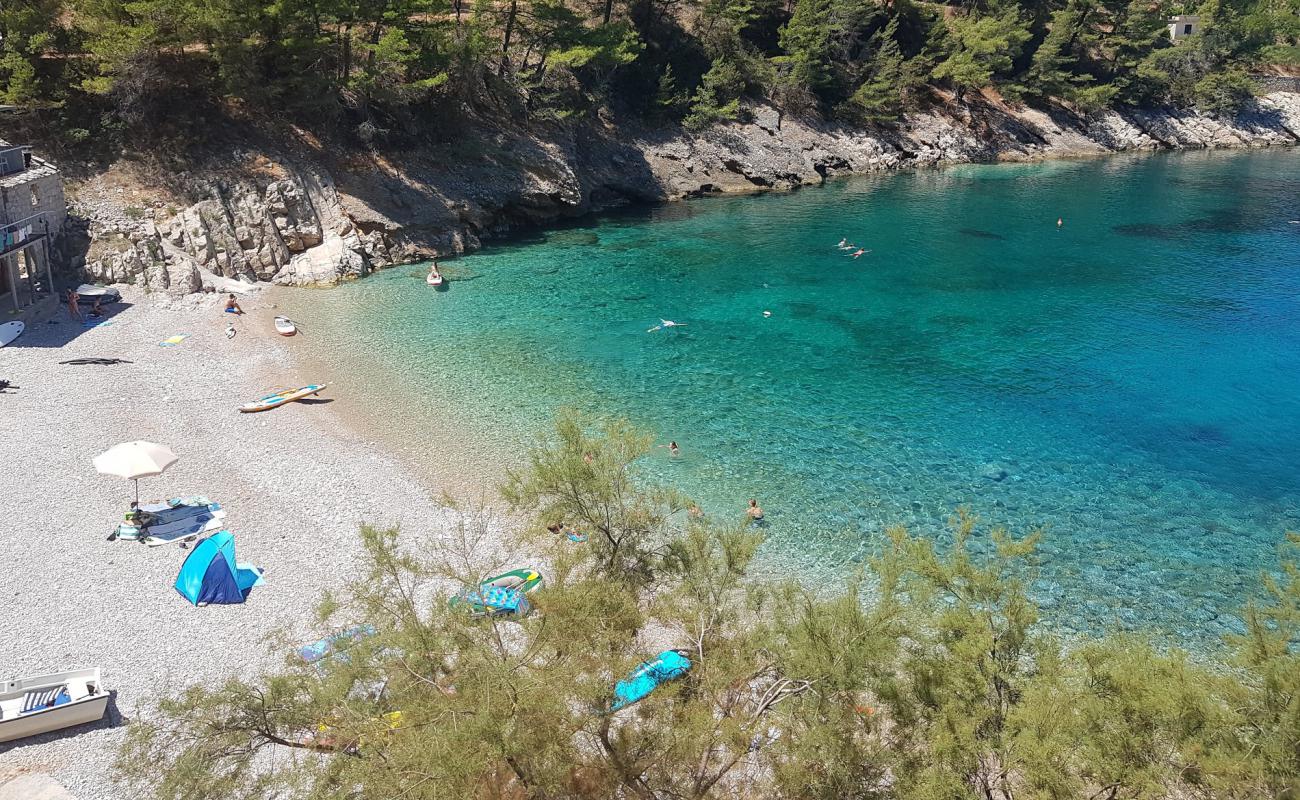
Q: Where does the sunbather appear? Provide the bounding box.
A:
[124,501,161,530]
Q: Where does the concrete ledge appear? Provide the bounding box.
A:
[0,773,78,800]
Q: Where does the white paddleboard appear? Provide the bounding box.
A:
[0,321,24,347]
[274,316,297,336]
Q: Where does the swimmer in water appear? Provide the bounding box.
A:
[746,499,764,522]
[838,238,850,250]
[668,441,680,456]
[851,248,870,259]
[647,319,687,332]
[1057,217,1063,228]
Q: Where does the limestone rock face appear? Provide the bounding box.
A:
[68,91,1300,294]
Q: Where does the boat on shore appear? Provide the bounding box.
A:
[274,316,298,336]
[0,668,110,743]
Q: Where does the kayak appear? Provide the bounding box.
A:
[274,316,297,336]
[76,284,121,303]
[451,568,544,618]
[611,649,692,711]
[239,383,325,413]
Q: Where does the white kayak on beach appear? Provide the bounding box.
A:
[274,316,297,336]
[0,321,23,347]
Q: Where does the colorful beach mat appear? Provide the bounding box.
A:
[159,333,191,347]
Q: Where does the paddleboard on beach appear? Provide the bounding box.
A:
[0,321,24,347]
[239,383,326,413]
[274,316,297,336]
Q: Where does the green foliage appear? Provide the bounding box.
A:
[931,9,1033,99]
[115,416,1300,800]
[5,0,1296,137]
[837,18,910,123]
[684,56,746,129]
[1193,67,1258,112]
[502,411,686,584]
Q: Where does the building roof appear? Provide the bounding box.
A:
[0,139,60,189]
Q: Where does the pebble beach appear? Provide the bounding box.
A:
[0,287,471,798]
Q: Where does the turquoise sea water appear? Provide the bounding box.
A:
[284,149,1300,645]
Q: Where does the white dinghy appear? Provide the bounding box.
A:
[0,668,110,743]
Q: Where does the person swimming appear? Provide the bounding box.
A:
[851,248,870,259]
[668,441,680,456]
[746,499,764,521]
[1057,217,1063,228]
[648,319,687,333]
[838,238,850,250]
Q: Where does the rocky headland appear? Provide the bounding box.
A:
[63,92,1300,292]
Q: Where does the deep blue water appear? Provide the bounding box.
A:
[283,149,1300,645]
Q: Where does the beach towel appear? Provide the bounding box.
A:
[159,334,191,347]
[21,686,68,713]
[82,320,114,328]
[114,498,225,544]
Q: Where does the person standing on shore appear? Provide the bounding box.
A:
[67,289,81,322]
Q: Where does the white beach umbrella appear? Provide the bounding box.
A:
[93,441,178,504]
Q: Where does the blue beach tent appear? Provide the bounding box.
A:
[174,531,265,605]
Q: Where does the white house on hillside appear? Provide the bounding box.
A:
[1168,15,1201,42]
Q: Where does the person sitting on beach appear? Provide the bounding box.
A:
[89,297,104,318]
[67,289,81,322]
[746,499,764,521]
[123,501,160,533]
[547,521,587,543]
[224,294,244,315]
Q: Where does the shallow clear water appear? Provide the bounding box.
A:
[284,149,1300,646]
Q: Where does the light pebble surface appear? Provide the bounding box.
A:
[0,287,467,799]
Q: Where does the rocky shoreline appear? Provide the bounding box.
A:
[64,93,1300,291]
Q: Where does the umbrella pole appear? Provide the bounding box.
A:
[134,478,139,506]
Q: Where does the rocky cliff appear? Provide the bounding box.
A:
[65,92,1300,291]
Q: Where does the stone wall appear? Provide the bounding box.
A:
[0,159,66,237]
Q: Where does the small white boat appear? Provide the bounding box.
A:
[274,316,297,336]
[0,668,110,743]
[426,271,444,287]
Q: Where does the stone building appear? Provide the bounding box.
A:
[0,141,65,314]
[1167,15,1201,43]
